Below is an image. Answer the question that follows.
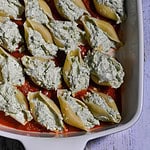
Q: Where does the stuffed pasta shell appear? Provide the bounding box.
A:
[85,51,124,88]
[82,90,121,123]
[24,19,58,58]
[0,47,25,86]
[81,15,121,52]
[0,83,32,125]
[24,0,53,24]
[27,91,64,132]
[63,49,90,94]
[0,17,24,53]
[93,0,125,24]
[47,20,85,53]
[21,56,61,90]
[0,0,24,20]
[54,0,89,21]
[57,90,99,131]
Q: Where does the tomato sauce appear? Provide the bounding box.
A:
[83,0,101,18]
[11,51,25,59]
[46,0,65,20]
[0,0,122,134]
[79,45,90,58]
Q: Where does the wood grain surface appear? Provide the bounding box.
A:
[0,0,149,150]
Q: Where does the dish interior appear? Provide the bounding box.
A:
[0,0,141,137]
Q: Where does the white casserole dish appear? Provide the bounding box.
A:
[0,0,144,149]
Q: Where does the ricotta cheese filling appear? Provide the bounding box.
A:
[85,21,115,52]
[0,18,24,52]
[67,56,90,93]
[47,20,84,52]
[25,0,49,24]
[31,98,63,131]
[21,56,61,90]
[0,0,24,19]
[62,91,99,129]
[0,83,32,124]
[0,55,25,86]
[85,51,124,88]
[55,0,87,21]
[83,92,121,121]
[96,0,124,23]
[27,28,58,58]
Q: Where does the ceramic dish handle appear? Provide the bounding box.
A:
[21,137,89,150]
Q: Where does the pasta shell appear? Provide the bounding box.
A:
[27,91,64,132]
[63,49,90,94]
[85,50,124,88]
[0,0,24,20]
[0,46,11,58]
[0,47,25,86]
[24,0,53,25]
[0,16,7,23]
[0,17,24,53]
[0,83,33,125]
[72,0,87,10]
[47,20,85,52]
[0,11,8,18]
[24,19,58,58]
[38,0,53,19]
[57,90,99,131]
[24,19,53,44]
[21,56,62,90]
[81,15,121,52]
[54,0,89,21]
[93,0,125,24]
[82,90,121,123]
[94,19,121,44]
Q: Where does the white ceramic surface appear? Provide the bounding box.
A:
[0,0,144,149]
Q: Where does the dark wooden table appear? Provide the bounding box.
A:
[0,136,25,150]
